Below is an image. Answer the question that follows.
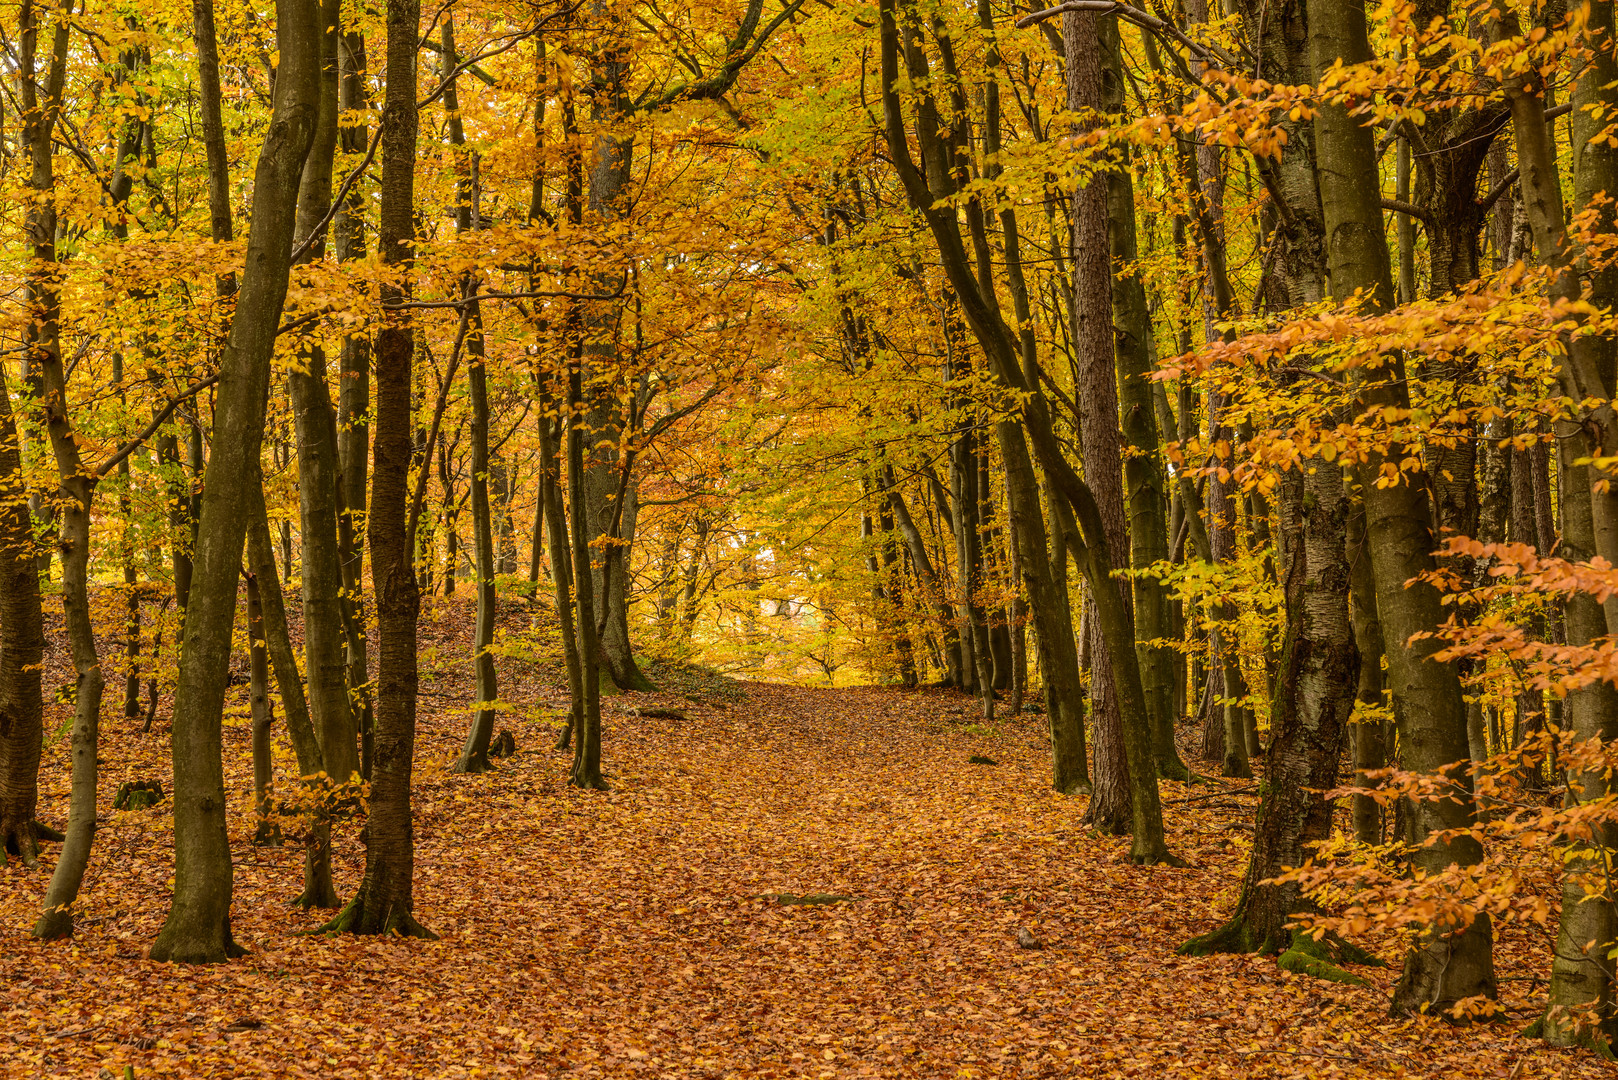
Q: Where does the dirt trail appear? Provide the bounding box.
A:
[1,618,1609,1077]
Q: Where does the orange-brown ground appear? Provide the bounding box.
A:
[0,593,1610,1078]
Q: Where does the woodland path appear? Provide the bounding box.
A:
[0,598,1609,1078]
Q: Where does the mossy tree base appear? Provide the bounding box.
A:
[1157,756,1202,784]
[1180,919,1374,987]
[316,893,438,939]
[1277,934,1372,987]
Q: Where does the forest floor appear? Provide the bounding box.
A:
[1,592,1611,1079]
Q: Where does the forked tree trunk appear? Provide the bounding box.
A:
[539,405,584,752]
[150,0,322,963]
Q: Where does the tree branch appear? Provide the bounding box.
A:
[94,375,219,479]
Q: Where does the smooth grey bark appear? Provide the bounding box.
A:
[1504,0,1618,1047]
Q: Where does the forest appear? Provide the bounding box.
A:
[4,0,1618,1073]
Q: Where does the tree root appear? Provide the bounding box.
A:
[1527,1009,1618,1058]
[569,771,610,791]
[1180,919,1375,987]
[1177,917,1261,957]
[315,893,438,939]
[148,918,248,963]
[1278,934,1372,987]
[291,882,340,910]
[1130,844,1188,867]
[1,819,41,867]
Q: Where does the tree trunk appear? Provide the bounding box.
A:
[246,570,281,847]
[289,0,361,790]
[581,1,651,693]
[884,477,964,684]
[246,479,336,907]
[1507,0,1618,1045]
[335,25,374,782]
[1069,7,1135,832]
[1100,16,1183,781]
[23,1,98,941]
[1347,479,1389,846]
[1310,0,1495,1014]
[149,0,321,963]
[0,360,44,867]
[568,344,607,790]
[1181,452,1359,974]
[448,14,502,775]
[323,0,433,939]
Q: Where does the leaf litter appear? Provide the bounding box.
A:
[0,593,1609,1078]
